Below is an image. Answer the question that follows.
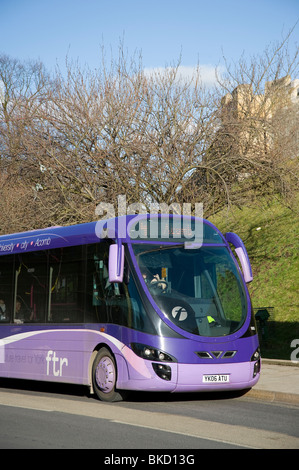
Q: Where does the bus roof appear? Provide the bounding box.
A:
[0,214,225,256]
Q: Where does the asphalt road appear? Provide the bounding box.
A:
[0,380,298,450]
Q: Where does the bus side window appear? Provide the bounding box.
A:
[48,246,85,323]
[86,242,131,326]
[15,251,48,323]
[0,255,14,323]
[85,242,110,323]
[85,242,154,332]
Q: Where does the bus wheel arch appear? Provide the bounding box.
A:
[90,345,127,402]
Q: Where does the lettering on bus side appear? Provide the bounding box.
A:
[46,350,68,377]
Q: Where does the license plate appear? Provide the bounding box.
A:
[203,374,230,383]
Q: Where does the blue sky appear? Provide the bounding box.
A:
[0,0,298,80]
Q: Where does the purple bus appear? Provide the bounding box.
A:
[0,214,260,401]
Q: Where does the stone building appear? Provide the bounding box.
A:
[220,76,299,160]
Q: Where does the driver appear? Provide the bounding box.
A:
[150,274,167,290]
[142,270,167,290]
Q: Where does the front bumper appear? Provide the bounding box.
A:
[173,360,260,392]
[117,349,260,393]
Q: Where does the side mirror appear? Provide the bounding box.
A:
[109,242,124,283]
[225,232,253,283]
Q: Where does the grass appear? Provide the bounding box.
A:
[210,196,299,359]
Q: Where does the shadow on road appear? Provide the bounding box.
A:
[0,377,250,403]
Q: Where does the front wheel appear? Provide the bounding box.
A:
[92,348,126,402]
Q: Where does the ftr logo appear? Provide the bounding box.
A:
[46,350,68,377]
[171,306,188,321]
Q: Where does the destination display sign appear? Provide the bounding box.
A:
[128,216,223,244]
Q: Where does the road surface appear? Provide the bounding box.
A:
[0,380,298,450]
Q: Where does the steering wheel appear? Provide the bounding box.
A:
[150,279,168,293]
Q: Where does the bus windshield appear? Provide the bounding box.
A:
[132,244,247,337]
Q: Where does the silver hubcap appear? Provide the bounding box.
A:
[95,356,115,393]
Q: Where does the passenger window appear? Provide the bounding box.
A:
[0,256,14,322]
[85,243,154,333]
[85,242,110,323]
[49,246,85,323]
[14,251,48,323]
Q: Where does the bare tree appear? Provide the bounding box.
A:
[0,55,53,231]
[208,28,299,213]
[23,52,219,224]
[0,31,298,235]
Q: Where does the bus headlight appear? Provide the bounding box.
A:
[251,347,261,377]
[131,343,177,362]
[251,347,261,362]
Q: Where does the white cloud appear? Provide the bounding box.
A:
[143,64,224,88]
